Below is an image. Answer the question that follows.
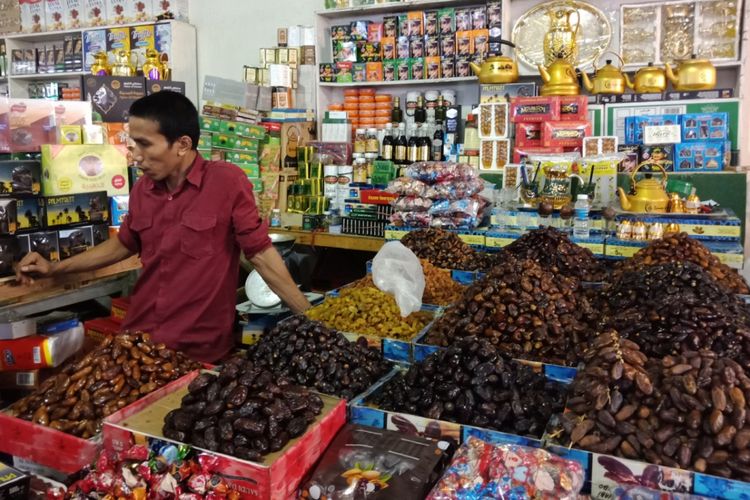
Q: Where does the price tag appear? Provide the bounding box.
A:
[643,124,682,145]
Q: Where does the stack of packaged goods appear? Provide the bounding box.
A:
[387,161,488,230]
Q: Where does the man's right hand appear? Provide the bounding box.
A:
[16,252,56,285]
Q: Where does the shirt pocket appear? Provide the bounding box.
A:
[180,213,217,259]
[129,215,153,256]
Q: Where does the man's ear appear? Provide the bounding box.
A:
[175,135,193,156]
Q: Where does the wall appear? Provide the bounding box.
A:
[190,0,316,97]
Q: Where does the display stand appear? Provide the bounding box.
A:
[269,228,384,252]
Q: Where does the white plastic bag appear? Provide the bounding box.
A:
[371,241,425,317]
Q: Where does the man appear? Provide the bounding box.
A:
[16,91,311,362]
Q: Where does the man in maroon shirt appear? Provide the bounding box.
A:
[15,91,311,362]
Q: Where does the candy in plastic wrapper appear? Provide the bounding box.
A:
[427,438,584,500]
[392,196,433,212]
[386,177,428,197]
[428,197,485,218]
[423,178,485,200]
[391,211,433,228]
[406,161,478,184]
[429,215,480,230]
[121,444,150,462]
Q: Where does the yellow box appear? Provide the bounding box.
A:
[41,144,129,197]
[58,125,82,145]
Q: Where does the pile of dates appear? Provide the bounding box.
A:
[613,232,749,294]
[602,261,750,363]
[163,368,324,462]
[502,227,607,282]
[370,337,568,439]
[557,330,750,481]
[7,332,200,438]
[424,257,591,366]
[401,228,496,272]
[235,316,391,400]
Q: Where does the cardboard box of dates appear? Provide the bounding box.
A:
[103,371,347,500]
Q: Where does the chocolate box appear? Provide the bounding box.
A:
[103,371,347,500]
[674,141,724,172]
[0,160,41,195]
[510,96,561,123]
[15,196,42,233]
[18,231,59,261]
[41,144,128,197]
[559,96,588,122]
[0,236,18,276]
[82,28,106,70]
[10,100,55,153]
[543,120,591,148]
[638,144,675,171]
[42,191,109,228]
[84,0,106,27]
[624,114,680,144]
[83,75,146,123]
[0,199,18,235]
[681,112,729,142]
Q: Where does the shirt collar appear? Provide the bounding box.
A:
[145,152,206,191]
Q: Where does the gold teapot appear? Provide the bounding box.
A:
[633,62,667,93]
[538,55,580,95]
[617,162,670,213]
[581,52,633,95]
[665,54,716,91]
[667,192,685,213]
[469,40,518,83]
[142,48,166,80]
[543,2,580,66]
[90,52,111,76]
[111,49,137,77]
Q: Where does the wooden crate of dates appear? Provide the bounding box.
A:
[103,371,347,500]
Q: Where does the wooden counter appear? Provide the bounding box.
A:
[268,228,385,253]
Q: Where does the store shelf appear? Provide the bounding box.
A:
[621,60,742,72]
[2,20,179,42]
[0,255,141,307]
[9,71,85,80]
[320,76,478,87]
[316,0,479,18]
[269,228,384,252]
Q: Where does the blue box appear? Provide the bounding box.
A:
[674,141,724,171]
[110,195,129,226]
[624,114,680,144]
[681,112,729,142]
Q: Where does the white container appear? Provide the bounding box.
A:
[337,165,353,209]
[441,89,456,107]
[405,91,420,118]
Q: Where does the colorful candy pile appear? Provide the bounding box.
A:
[427,437,584,500]
[47,444,239,499]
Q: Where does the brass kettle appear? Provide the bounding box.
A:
[581,52,633,95]
[617,162,670,213]
[142,48,166,80]
[469,40,518,83]
[633,62,667,93]
[665,54,716,91]
[90,52,111,76]
[111,49,137,77]
[538,55,580,96]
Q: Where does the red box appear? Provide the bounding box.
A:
[360,189,397,205]
[84,317,121,343]
[0,325,83,371]
[514,123,543,147]
[110,296,130,324]
[542,120,591,148]
[0,371,193,474]
[103,371,347,499]
[559,96,588,121]
[510,96,561,123]
[513,146,564,163]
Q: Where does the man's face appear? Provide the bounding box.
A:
[127,116,183,181]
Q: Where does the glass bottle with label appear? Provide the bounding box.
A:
[407,125,420,163]
[353,157,368,183]
[432,101,445,162]
[395,123,408,165]
[391,97,403,124]
[365,128,379,155]
[381,123,394,161]
[354,128,367,154]
[364,152,377,182]
[464,114,480,156]
[418,125,432,162]
[415,96,426,125]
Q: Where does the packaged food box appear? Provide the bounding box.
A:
[638,144,675,171]
[0,323,83,371]
[396,58,410,80]
[0,462,29,500]
[103,122,127,145]
[624,114,680,144]
[512,146,564,164]
[0,367,63,391]
[510,96,561,123]
[83,76,146,123]
[0,317,36,341]
[618,144,640,172]
[211,133,260,152]
[42,191,109,228]
[41,144,128,197]
[57,124,82,145]
[20,0,46,33]
[53,99,92,126]
[543,120,591,148]
[83,316,120,344]
[219,121,266,140]
[515,122,542,147]
[583,136,618,157]
[10,100,55,153]
[559,95,588,122]
[110,296,129,323]
[0,199,18,235]
[58,225,93,259]
[0,160,41,196]
[45,0,67,31]
[84,0,106,26]
[17,231,59,261]
[352,62,366,82]
[103,371,347,500]
[681,112,729,141]
[674,141,725,172]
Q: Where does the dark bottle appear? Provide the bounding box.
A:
[381,123,394,161]
[414,96,426,125]
[418,126,432,162]
[394,123,408,165]
[432,96,445,161]
[391,97,403,124]
[407,125,420,163]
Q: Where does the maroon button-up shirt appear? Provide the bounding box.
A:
[118,154,271,362]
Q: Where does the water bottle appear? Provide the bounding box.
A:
[573,194,590,239]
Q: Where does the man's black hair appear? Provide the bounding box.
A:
[129,91,200,150]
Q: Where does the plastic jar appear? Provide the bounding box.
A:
[366,128,379,154]
[406,91,420,118]
[353,158,368,183]
[441,89,456,106]
[365,152,378,179]
[354,128,367,153]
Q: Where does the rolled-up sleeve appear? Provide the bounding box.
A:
[233,174,272,258]
[117,182,141,254]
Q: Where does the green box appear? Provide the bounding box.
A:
[239,163,260,178]
[396,58,410,80]
[383,60,398,81]
[212,133,260,152]
[219,121,267,140]
[225,151,259,164]
[198,132,212,150]
[200,116,221,132]
[248,178,263,192]
[199,150,212,160]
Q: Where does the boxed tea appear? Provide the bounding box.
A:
[106,0,134,24]
[42,191,108,228]
[21,0,45,33]
[84,0,106,27]
[110,194,128,225]
[16,196,44,232]
[64,0,84,29]
[41,144,129,196]
[45,0,67,30]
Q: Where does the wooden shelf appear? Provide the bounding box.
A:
[269,228,384,253]
[0,255,141,306]
[320,76,478,87]
[316,0,480,18]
